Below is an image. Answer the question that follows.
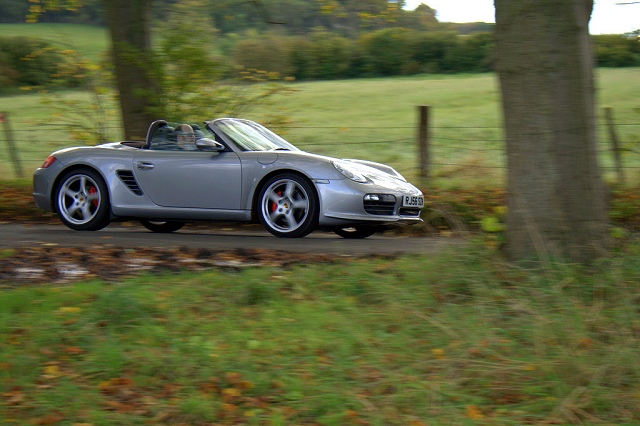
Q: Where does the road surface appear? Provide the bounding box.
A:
[0,223,462,255]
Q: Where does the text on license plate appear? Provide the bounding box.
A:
[402,195,424,207]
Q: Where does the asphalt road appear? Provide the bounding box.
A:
[0,223,462,255]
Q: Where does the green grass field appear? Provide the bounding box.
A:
[1,243,639,424]
[2,68,639,186]
[0,23,109,63]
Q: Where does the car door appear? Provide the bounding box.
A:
[132,150,242,209]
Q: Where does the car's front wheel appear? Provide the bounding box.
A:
[258,173,318,238]
[139,220,185,233]
[55,168,110,231]
[333,225,378,239]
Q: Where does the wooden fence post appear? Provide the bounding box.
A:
[1,112,24,179]
[603,107,624,185]
[417,105,430,180]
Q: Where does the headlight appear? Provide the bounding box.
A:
[332,161,369,183]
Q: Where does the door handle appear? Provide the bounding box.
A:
[136,161,155,170]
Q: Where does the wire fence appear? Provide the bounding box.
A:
[2,119,639,185]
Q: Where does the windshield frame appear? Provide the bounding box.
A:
[210,118,300,152]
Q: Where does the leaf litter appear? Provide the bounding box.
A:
[0,245,352,286]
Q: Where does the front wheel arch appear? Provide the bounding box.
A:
[252,170,319,222]
[254,171,319,238]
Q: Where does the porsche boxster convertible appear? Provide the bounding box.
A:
[33,118,424,238]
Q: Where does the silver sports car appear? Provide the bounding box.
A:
[33,118,424,238]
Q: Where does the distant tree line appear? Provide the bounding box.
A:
[0,0,104,25]
[1,29,638,92]
[221,29,639,80]
[0,0,638,91]
[594,33,640,67]
[2,0,489,35]
[230,29,494,79]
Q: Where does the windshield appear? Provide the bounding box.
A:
[214,119,299,152]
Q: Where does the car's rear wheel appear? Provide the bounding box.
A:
[139,220,185,233]
[55,168,110,231]
[258,173,318,238]
[333,225,378,239]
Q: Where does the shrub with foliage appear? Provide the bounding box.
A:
[232,33,293,77]
[358,28,415,76]
[293,30,352,80]
[594,34,640,67]
[147,0,296,125]
[230,28,496,81]
[0,36,88,90]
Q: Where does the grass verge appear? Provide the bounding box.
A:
[1,241,640,424]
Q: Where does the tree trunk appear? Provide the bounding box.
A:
[494,0,610,263]
[103,0,163,140]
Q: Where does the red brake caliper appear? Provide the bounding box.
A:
[271,190,282,212]
[88,186,98,207]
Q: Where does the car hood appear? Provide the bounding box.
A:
[267,150,414,191]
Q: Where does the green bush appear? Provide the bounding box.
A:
[212,30,637,83]
[290,31,351,80]
[410,31,457,73]
[232,34,294,77]
[594,34,639,67]
[0,36,88,89]
[442,32,493,72]
[227,30,640,80]
[358,28,415,76]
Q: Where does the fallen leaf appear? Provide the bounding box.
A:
[42,364,62,379]
[2,389,25,406]
[577,338,594,349]
[64,346,85,355]
[221,403,238,412]
[432,348,445,359]
[57,306,82,314]
[34,411,64,425]
[221,387,241,402]
[465,404,484,419]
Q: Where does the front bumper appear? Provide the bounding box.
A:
[315,178,423,227]
[33,166,59,212]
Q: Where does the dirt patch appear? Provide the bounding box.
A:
[0,245,388,286]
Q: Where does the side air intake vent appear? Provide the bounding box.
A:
[116,170,143,196]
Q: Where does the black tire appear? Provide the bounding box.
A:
[55,168,110,231]
[139,220,186,233]
[258,173,318,238]
[334,225,378,239]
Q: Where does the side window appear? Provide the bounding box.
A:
[148,123,213,151]
[175,124,197,151]
[150,125,180,151]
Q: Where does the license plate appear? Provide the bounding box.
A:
[402,195,424,207]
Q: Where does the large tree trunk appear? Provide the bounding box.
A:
[494,0,610,263]
[104,0,163,140]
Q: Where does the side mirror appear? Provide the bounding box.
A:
[195,138,225,152]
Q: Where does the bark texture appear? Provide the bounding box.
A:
[494,0,610,263]
[104,0,163,140]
